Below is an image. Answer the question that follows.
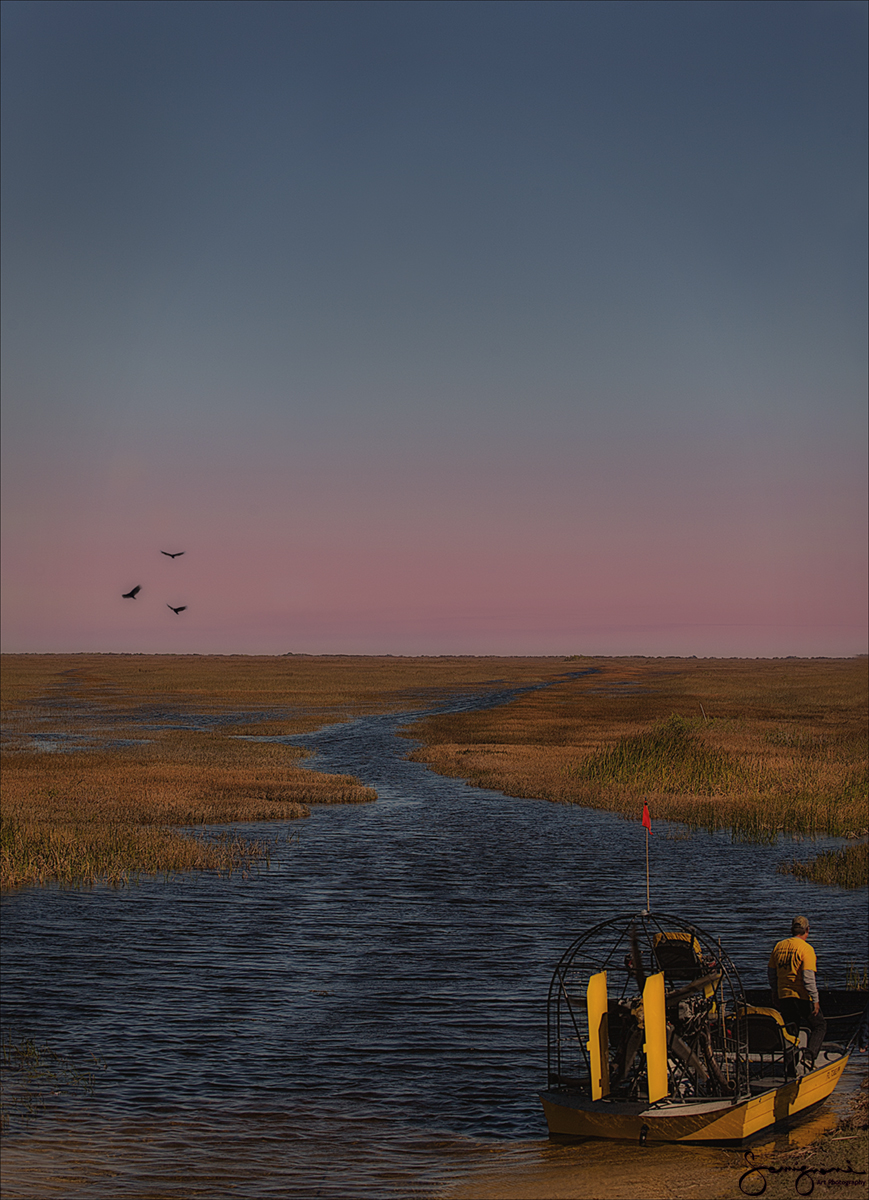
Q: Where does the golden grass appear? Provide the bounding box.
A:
[1,653,565,891]
[3,654,867,890]
[0,734,379,897]
[0,733,377,891]
[778,841,869,889]
[0,652,563,725]
[404,657,869,846]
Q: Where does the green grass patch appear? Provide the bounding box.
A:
[568,714,745,794]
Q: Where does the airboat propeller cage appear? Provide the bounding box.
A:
[547,912,747,1104]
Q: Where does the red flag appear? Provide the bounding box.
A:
[642,802,652,834]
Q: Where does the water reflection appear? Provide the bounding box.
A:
[2,687,866,1199]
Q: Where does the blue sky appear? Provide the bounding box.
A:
[2,1,866,655]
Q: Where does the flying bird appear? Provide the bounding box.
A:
[167,604,187,614]
[122,586,141,599]
[161,551,185,558]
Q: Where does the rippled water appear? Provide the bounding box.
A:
[2,682,867,1198]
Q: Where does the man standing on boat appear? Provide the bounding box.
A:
[768,915,827,1071]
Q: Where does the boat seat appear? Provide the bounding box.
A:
[739,1005,800,1077]
[653,931,706,981]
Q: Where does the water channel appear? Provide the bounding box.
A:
[2,678,867,1198]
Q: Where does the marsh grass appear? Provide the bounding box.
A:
[406,657,868,848]
[1,653,564,891]
[0,815,276,891]
[847,962,869,990]
[0,652,556,723]
[1,1032,103,1131]
[0,734,377,891]
[570,713,745,794]
[778,842,869,889]
[4,654,866,887]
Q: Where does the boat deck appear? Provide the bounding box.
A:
[746,1046,845,1092]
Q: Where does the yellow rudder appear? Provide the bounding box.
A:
[643,972,669,1102]
[586,970,610,1099]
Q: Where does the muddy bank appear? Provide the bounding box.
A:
[441,1089,868,1200]
[441,1136,737,1199]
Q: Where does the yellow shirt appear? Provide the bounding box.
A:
[768,937,818,1001]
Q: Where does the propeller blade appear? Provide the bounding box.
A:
[665,972,723,1003]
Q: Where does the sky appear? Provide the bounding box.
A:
[2,0,867,657]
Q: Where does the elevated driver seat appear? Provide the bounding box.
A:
[739,1004,801,1079]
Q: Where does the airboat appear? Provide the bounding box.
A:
[541,911,864,1143]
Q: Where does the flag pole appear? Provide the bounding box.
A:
[645,825,650,912]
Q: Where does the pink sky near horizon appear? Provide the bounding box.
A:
[3,419,865,657]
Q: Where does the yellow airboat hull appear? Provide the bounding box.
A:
[541,1051,849,1141]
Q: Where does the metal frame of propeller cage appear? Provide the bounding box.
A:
[547,912,750,1105]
